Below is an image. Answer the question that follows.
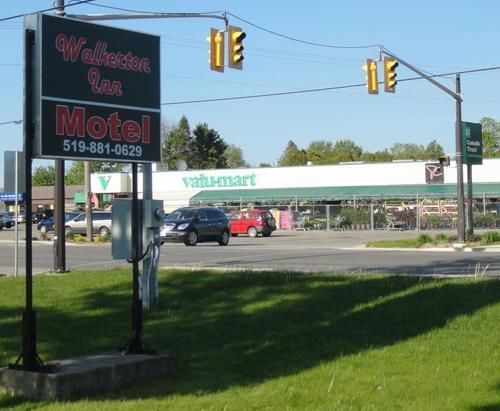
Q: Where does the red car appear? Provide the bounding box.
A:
[230,209,276,237]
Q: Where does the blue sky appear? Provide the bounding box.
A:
[1,0,500,186]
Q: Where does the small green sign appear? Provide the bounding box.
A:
[461,121,482,165]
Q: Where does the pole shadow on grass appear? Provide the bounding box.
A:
[111,272,498,399]
[0,271,499,405]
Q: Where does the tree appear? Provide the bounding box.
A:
[224,144,249,168]
[32,165,55,186]
[258,162,273,168]
[389,143,426,160]
[360,149,393,162]
[306,140,335,164]
[331,139,363,163]
[277,140,307,166]
[480,117,500,158]
[425,140,444,159]
[191,123,228,169]
[161,116,193,170]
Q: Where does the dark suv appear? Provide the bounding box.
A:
[160,207,230,246]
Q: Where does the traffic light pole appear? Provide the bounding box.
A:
[382,49,465,242]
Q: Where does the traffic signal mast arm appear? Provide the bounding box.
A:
[381,48,462,102]
[66,11,228,23]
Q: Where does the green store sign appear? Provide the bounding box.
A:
[462,121,483,165]
[183,173,257,189]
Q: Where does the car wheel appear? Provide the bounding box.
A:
[40,225,47,234]
[184,230,198,246]
[65,226,72,236]
[99,226,110,236]
[247,226,258,238]
[218,230,230,246]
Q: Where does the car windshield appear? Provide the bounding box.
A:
[165,209,198,221]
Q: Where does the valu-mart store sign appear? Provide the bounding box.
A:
[25,13,161,163]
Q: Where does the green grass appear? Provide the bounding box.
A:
[1,270,499,410]
[367,230,500,248]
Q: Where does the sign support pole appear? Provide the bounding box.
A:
[10,28,46,372]
[466,164,473,235]
[121,163,154,354]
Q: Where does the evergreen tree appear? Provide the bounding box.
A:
[161,116,193,170]
[191,123,228,169]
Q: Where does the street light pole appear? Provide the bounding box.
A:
[455,74,465,242]
[382,49,465,242]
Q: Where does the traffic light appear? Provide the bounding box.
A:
[207,28,224,72]
[362,59,378,94]
[384,56,399,93]
[228,25,246,70]
[439,155,451,166]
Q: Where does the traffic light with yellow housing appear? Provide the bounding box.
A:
[228,25,246,70]
[362,59,378,94]
[207,28,225,72]
[384,56,398,93]
[439,155,451,166]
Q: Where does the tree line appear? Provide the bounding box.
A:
[31,116,500,185]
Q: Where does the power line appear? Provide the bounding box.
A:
[162,65,500,105]
[226,12,381,50]
[88,3,380,50]
[0,120,22,126]
[0,0,96,22]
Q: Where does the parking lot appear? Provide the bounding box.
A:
[1,224,499,277]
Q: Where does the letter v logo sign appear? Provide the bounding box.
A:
[98,175,112,191]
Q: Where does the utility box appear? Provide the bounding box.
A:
[111,199,164,260]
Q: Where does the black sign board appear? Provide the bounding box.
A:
[28,14,161,162]
[425,163,444,184]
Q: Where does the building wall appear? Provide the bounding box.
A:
[90,159,500,212]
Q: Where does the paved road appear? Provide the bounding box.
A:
[1,226,499,277]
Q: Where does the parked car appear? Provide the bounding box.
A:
[32,209,54,224]
[0,212,15,229]
[16,212,27,223]
[229,209,276,237]
[160,207,230,246]
[37,212,81,234]
[65,211,112,236]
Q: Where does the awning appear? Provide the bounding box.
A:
[190,183,500,203]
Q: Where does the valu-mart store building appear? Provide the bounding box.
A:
[92,159,500,230]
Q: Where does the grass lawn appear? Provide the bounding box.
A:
[0,269,499,410]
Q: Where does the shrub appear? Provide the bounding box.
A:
[434,233,448,244]
[417,234,433,247]
[447,234,458,242]
[480,230,500,245]
[72,234,86,243]
[95,234,111,243]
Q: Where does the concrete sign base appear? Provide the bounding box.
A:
[0,352,175,400]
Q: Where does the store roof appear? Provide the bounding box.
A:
[190,183,500,203]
